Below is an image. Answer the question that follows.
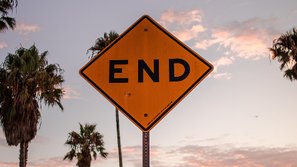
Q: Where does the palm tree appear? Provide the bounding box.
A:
[1,0,17,6]
[270,27,297,81]
[0,45,64,167]
[64,123,108,167]
[0,0,17,32]
[87,31,119,58]
[88,31,123,167]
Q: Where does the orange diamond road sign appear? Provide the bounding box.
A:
[80,15,213,132]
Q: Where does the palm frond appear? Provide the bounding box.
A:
[271,27,297,81]
[0,0,17,32]
[63,149,76,160]
[87,30,119,58]
[63,123,108,165]
[0,16,16,32]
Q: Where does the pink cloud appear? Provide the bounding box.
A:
[212,56,234,72]
[0,156,105,167]
[160,9,202,26]
[193,17,280,79]
[0,161,18,167]
[174,25,206,42]
[213,72,232,80]
[109,145,142,164]
[159,9,206,42]
[15,23,41,35]
[103,144,297,167]
[0,42,8,49]
[195,18,279,60]
[63,86,80,99]
[1,144,296,167]
[29,157,75,167]
[158,145,297,167]
[180,146,297,167]
[208,56,234,80]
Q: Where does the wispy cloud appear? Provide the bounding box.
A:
[30,157,75,167]
[0,42,8,49]
[213,72,232,80]
[108,144,297,167]
[0,156,101,167]
[160,9,202,26]
[172,145,297,167]
[122,145,297,167]
[63,86,80,99]
[160,9,280,79]
[198,17,280,79]
[0,161,18,167]
[213,56,234,69]
[195,17,279,60]
[159,9,206,42]
[1,144,296,167]
[14,23,41,35]
[211,56,234,79]
[109,145,142,166]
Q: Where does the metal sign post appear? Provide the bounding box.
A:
[143,131,150,167]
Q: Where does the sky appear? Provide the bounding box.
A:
[1,0,297,166]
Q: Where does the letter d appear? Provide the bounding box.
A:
[169,58,190,82]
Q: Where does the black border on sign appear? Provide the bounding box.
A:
[80,15,213,132]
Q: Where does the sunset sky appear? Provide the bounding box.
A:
[1,0,297,166]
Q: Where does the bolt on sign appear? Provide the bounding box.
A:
[80,15,213,132]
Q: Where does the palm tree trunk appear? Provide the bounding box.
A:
[19,141,28,167]
[115,108,123,167]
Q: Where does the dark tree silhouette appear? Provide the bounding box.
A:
[0,45,64,167]
[270,27,297,81]
[0,0,17,31]
[87,31,119,58]
[87,31,123,167]
[64,123,108,167]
